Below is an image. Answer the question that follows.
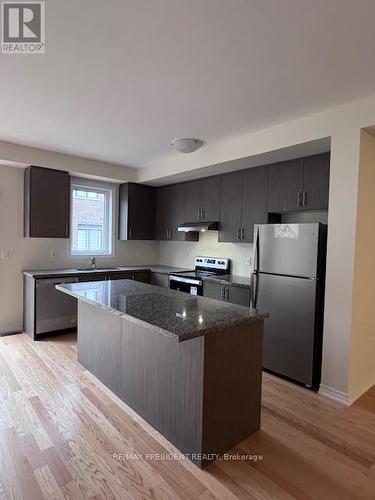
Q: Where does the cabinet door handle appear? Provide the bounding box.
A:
[201,209,204,220]
[197,208,201,220]
[241,227,245,240]
[237,228,241,240]
[129,227,132,239]
[225,287,229,300]
[296,192,302,208]
[221,287,225,300]
[302,191,307,207]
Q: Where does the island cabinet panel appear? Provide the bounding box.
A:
[78,302,122,396]
[267,159,304,213]
[202,321,263,462]
[302,153,330,210]
[75,300,263,468]
[118,183,156,240]
[24,166,70,238]
[119,320,205,458]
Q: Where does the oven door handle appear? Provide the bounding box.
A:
[169,275,202,286]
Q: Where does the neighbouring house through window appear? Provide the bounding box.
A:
[70,181,114,256]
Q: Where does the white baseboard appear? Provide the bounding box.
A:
[319,384,350,406]
[0,323,22,336]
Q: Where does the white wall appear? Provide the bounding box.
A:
[0,140,137,183]
[158,232,253,276]
[0,165,158,335]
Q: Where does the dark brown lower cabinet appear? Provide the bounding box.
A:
[150,272,170,288]
[203,281,251,307]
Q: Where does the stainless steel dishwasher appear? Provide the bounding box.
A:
[35,277,78,334]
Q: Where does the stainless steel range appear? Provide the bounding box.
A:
[169,256,230,295]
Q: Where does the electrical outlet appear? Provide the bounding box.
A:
[0,250,9,260]
[245,256,251,266]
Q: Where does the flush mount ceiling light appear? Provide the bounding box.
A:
[171,137,203,153]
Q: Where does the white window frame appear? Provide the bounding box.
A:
[69,177,116,258]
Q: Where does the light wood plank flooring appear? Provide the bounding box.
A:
[0,332,374,499]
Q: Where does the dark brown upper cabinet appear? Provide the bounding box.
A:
[267,154,330,213]
[219,171,242,242]
[267,159,304,213]
[219,166,268,243]
[241,166,269,243]
[24,166,70,238]
[155,184,198,242]
[302,153,330,210]
[184,176,220,222]
[118,183,155,240]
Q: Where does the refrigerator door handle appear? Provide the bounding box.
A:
[250,226,261,309]
[251,272,259,309]
[253,225,260,272]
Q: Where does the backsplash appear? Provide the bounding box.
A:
[158,231,253,276]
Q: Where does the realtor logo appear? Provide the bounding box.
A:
[2,1,45,54]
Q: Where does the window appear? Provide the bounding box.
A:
[70,182,114,256]
[77,224,102,252]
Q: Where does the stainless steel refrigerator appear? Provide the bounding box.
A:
[251,223,327,389]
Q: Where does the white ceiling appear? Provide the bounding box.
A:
[1,0,375,169]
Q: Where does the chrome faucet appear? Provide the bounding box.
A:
[90,256,96,269]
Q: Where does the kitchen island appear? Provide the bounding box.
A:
[56,279,267,468]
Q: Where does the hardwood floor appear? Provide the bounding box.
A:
[0,332,374,499]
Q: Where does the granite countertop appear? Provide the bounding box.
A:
[22,265,192,279]
[56,279,267,342]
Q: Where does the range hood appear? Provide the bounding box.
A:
[177,221,219,232]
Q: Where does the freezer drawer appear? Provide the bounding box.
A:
[35,277,78,334]
[254,223,320,278]
[255,272,318,386]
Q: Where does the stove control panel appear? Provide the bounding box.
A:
[194,256,230,272]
